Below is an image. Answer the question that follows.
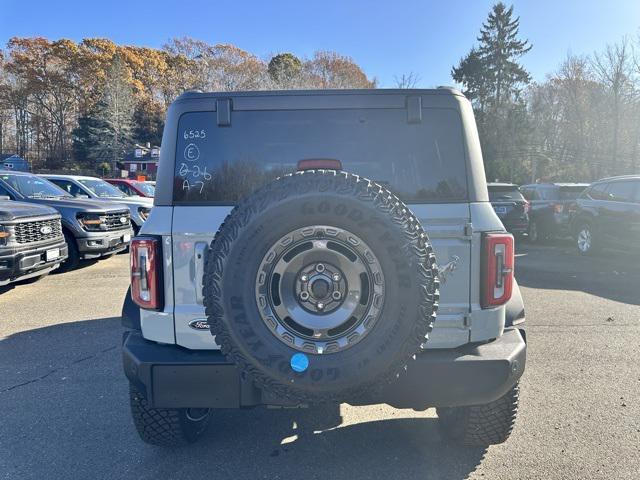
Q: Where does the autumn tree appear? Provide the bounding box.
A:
[3,38,82,168]
[134,96,164,146]
[0,36,376,173]
[304,51,376,89]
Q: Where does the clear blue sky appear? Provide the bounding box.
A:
[1,0,638,87]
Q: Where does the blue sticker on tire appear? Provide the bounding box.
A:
[290,353,309,372]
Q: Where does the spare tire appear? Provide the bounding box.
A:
[203,170,438,402]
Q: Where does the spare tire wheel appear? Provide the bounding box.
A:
[203,170,439,402]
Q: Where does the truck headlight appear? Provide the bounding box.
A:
[138,207,152,222]
[77,213,106,231]
[0,225,11,246]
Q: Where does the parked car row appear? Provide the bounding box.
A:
[0,170,155,288]
[43,175,152,234]
[488,175,640,255]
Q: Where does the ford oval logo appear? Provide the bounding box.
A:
[120,216,128,224]
[188,319,210,330]
[40,225,53,235]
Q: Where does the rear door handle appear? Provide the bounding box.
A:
[194,242,208,305]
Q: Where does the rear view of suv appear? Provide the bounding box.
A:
[571,175,640,255]
[486,183,530,238]
[121,89,527,448]
[520,183,589,243]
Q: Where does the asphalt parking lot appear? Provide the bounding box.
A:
[1,242,639,480]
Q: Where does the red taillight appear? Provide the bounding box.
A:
[481,233,514,308]
[131,237,163,310]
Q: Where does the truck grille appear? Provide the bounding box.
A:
[103,211,131,231]
[14,218,63,244]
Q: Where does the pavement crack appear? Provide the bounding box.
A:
[0,344,118,394]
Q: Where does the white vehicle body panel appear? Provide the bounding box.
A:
[139,200,507,350]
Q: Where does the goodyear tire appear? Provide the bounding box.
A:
[129,384,211,446]
[437,384,520,446]
[203,170,439,402]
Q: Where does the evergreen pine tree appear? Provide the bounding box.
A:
[88,55,135,169]
[452,2,532,181]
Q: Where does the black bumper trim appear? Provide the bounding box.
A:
[121,287,141,330]
[122,328,526,409]
[0,241,68,285]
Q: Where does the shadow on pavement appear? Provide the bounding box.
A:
[514,240,640,305]
[0,318,487,480]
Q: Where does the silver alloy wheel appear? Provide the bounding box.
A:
[255,225,385,354]
[577,226,591,253]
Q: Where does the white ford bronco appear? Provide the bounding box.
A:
[121,88,526,447]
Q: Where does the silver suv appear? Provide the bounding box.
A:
[122,89,526,447]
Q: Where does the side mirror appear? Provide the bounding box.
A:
[0,195,11,201]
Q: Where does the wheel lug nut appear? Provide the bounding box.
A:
[317,302,325,310]
[316,263,325,273]
[332,273,341,281]
[300,291,309,301]
[300,274,308,282]
[332,291,342,300]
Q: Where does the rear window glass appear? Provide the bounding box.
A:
[132,181,155,197]
[587,183,609,200]
[487,186,525,201]
[173,108,468,204]
[558,186,587,200]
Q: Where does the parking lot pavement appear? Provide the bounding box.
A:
[1,246,639,480]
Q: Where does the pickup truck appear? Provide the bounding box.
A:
[0,198,67,286]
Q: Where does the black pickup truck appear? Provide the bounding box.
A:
[0,199,68,287]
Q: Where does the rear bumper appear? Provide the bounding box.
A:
[502,220,529,234]
[122,327,526,409]
[0,240,68,286]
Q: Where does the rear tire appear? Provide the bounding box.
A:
[528,219,541,243]
[129,384,211,447]
[437,384,519,446]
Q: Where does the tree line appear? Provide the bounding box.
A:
[0,38,375,172]
[1,3,639,183]
[453,2,640,183]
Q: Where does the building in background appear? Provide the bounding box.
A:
[116,143,160,179]
[0,154,30,172]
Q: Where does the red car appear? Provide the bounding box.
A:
[105,179,155,198]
